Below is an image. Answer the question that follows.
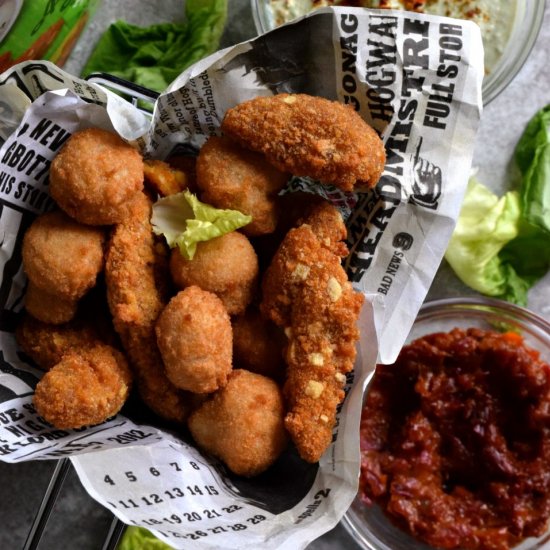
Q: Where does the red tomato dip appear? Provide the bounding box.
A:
[359,328,550,550]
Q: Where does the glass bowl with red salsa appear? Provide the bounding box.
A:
[343,297,550,550]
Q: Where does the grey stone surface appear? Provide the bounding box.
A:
[0,0,548,549]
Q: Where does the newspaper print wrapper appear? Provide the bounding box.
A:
[0,8,483,549]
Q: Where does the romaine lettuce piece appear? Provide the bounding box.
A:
[151,190,251,260]
[118,526,171,550]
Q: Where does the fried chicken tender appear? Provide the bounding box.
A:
[170,231,259,316]
[196,136,288,236]
[188,369,288,476]
[22,210,105,301]
[232,308,286,381]
[297,200,348,256]
[106,192,192,423]
[24,281,78,324]
[222,94,386,191]
[144,159,188,197]
[261,206,364,463]
[50,128,144,225]
[155,287,232,394]
[34,344,132,429]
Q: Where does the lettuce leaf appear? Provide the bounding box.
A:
[446,105,550,306]
[151,190,251,260]
[515,104,550,233]
[444,178,522,298]
[82,0,228,92]
[117,527,171,550]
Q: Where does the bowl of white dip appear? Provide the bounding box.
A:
[251,0,545,105]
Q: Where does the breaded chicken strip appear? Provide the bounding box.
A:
[106,192,192,423]
[34,344,131,429]
[222,94,386,191]
[155,287,232,394]
[188,369,288,477]
[50,128,144,225]
[261,205,364,463]
[196,136,288,236]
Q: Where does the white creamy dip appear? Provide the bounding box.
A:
[267,0,518,73]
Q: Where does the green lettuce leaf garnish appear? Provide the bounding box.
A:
[82,0,228,93]
[118,526,171,550]
[151,190,251,260]
[445,178,522,298]
[445,105,550,306]
[515,104,550,233]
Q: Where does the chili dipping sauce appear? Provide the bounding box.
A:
[359,328,550,550]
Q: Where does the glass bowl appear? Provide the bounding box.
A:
[342,297,550,550]
[250,0,545,105]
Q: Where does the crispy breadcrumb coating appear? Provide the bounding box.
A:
[144,159,188,197]
[222,94,385,191]
[196,136,288,236]
[50,128,144,225]
[155,287,232,394]
[261,204,364,463]
[232,308,286,381]
[105,192,192,423]
[16,313,104,370]
[24,281,78,325]
[22,210,105,301]
[34,344,132,429]
[188,369,288,476]
[170,231,259,316]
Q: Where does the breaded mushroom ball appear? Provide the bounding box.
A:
[170,231,259,315]
[232,308,286,381]
[188,369,288,476]
[49,128,144,225]
[196,136,288,236]
[22,210,105,301]
[155,286,232,394]
[34,344,132,429]
[24,281,78,325]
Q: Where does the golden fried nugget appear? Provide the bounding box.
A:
[188,369,288,477]
[166,155,198,193]
[261,220,363,463]
[50,128,144,225]
[222,94,386,191]
[24,281,78,325]
[196,136,288,236]
[170,231,259,316]
[144,159,188,197]
[155,287,232,394]
[16,313,104,370]
[22,210,105,300]
[232,308,286,381]
[34,344,132,429]
[106,192,192,423]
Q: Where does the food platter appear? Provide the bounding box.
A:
[0,1,548,549]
